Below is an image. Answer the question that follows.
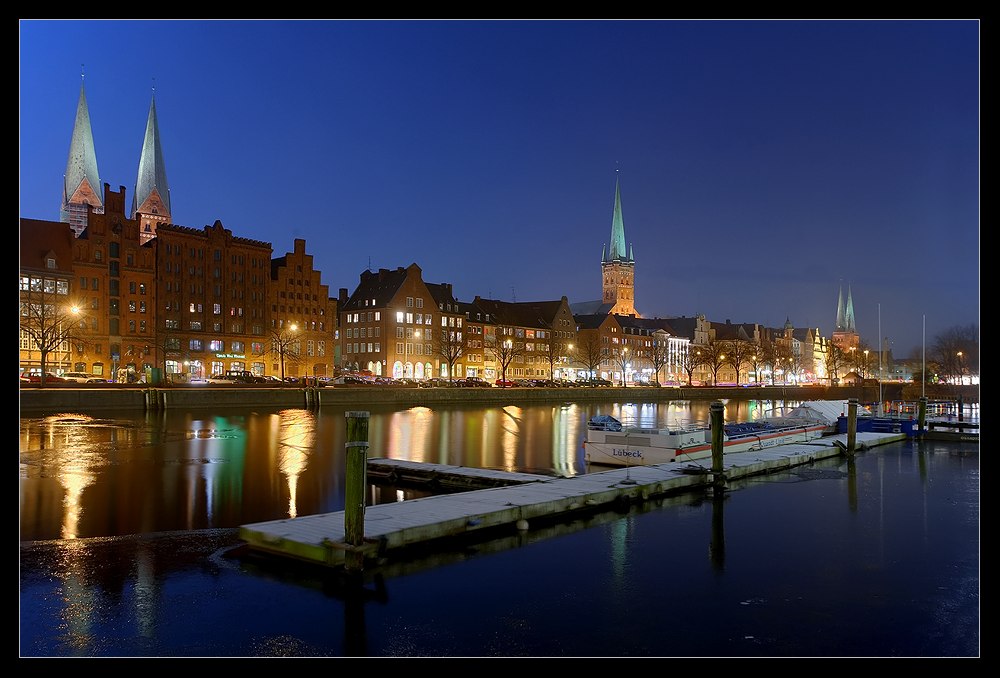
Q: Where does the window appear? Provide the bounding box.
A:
[139,320,147,333]
[396,311,404,323]
[232,341,244,353]
[406,313,413,324]
[416,298,423,308]
[46,257,56,269]
[190,321,203,330]
[406,297,414,307]
[189,339,203,351]
[374,311,381,321]
[140,302,146,313]
[209,340,224,352]
[129,301,137,313]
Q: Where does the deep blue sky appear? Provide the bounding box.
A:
[19,19,979,357]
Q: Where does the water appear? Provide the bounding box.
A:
[19,399,980,657]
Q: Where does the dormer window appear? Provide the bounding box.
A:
[46,257,56,269]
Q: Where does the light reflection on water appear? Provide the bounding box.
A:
[20,399,809,542]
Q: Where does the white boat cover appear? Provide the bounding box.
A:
[785,400,871,426]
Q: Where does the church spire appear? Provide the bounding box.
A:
[835,285,846,331]
[61,69,103,236]
[605,172,632,263]
[600,170,638,317]
[845,285,856,332]
[133,86,171,242]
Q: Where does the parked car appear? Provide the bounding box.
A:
[421,377,454,388]
[61,371,108,384]
[205,374,236,384]
[494,379,516,388]
[20,372,67,384]
[457,376,491,388]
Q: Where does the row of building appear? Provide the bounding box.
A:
[20,79,877,385]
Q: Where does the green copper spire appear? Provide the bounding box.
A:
[604,174,632,263]
[132,90,170,218]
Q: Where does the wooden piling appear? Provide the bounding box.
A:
[918,396,927,436]
[344,411,370,572]
[846,398,858,456]
[710,401,725,490]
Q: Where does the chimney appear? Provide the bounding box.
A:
[339,288,348,305]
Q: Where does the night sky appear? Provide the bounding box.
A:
[19,19,980,356]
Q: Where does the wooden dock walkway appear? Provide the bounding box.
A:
[238,432,905,569]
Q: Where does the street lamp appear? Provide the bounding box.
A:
[863,349,869,380]
[956,351,964,385]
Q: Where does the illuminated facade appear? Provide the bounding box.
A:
[269,238,338,378]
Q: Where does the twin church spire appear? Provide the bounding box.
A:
[60,74,170,242]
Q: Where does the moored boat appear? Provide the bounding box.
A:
[583,408,831,467]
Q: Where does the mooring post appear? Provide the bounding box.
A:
[918,396,927,436]
[957,395,964,423]
[344,411,370,572]
[710,400,725,490]
[847,397,858,456]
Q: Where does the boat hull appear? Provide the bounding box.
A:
[584,423,828,467]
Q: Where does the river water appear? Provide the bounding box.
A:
[19,398,980,658]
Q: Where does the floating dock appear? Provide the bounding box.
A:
[238,432,905,569]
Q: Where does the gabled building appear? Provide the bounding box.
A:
[270,238,338,379]
[339,264,459,380]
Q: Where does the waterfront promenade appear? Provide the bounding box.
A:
[19,382,951,414]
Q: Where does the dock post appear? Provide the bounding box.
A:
[710,401,725,491]
[846,398,858,456]
[918,396,927,436]
[344,411,370,573]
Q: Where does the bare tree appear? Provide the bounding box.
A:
[721,338,755,385]
[931,324,979,382]
[678,344,702,386]
[747,348,765,385]
[824,344,849,386]
[19,291,85,387]
[539,336,570,382]
[572,332,604,382]
[700,342,728,386]
[434,326,464,383]
[648,331,671,386]
[486,326,525,384]
[269,324,301,380]
[611,344,633,387]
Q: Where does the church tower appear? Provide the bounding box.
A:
[60,73,103,236]
[601,172,637,316]
[132,90,171,244]
[832,283,859,351]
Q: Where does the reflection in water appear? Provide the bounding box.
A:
[21,398,818,542]
[274,409,317,519]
